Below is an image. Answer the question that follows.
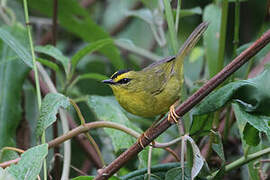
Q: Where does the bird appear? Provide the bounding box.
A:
[103,22,208,146]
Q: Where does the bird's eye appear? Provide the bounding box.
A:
[118,78,131,84]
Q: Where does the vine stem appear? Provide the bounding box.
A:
[47,121,182,149]
[69,99,105,166]
[94,25,270,180]
[23,0,41,109]
[207,147,270,179]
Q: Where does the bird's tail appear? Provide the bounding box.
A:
[175,21,209,75]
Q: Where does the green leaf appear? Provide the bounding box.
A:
[165,167,191,180]
[203,4,221,77]
[0,25,30,149]
[87,96,140,151]
[28,0,124,70]
[173,7,202,18]
[71,177,94,180]
[184,135,205,179]
[71,39,114,70]
[0,167,15,180]
[36,57,59,72]
[243,123,260,146]
[233,103,270,145]
[35,45,69,75]
[121,162,180,180]
[77,73,109,81]
[71,177,120,180]
[0,26,32,68]
[211,131,225,162]
[36,93,70,138]
[163,0,178,54]
[190,68,270,135]
[7,144,48,180]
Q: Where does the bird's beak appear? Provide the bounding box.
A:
[102,79,115,85]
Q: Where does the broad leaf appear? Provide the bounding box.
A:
[36,57,59,72]
[71,39,114,70]
[121,162,181,180]
[0,26,32,68]
[87,96,148,168]
[0,25,30,149]
[165,167,191,180]
[28,0,124,70]
[233,103,270,146]
[35,45,69,75]
[211,131,225,162]
[72,176,120,180]
[87,96,140,151]
[7,144,48,180]
[184,135,205,179]
[190,68,270,135]
[203,4,221,77]
[36,93,70,138]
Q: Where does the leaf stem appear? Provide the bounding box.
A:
[208,147,270,179]
[23,0,45,178]
[69,99,105,166]
[23,0,42,109]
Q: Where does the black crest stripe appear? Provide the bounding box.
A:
[111,70,130,79]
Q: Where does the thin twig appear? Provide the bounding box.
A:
[94,24,270,180]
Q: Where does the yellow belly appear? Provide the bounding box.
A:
[113,77,181,117]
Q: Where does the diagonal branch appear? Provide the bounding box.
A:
[95,27,270,180]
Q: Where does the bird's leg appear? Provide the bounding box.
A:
[168,101,180,124]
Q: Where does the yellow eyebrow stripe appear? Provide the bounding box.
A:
[113,72,130,82]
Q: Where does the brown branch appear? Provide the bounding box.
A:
[94,26,270,180]
[51,0,61,178]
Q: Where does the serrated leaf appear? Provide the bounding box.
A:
[203,4,221,77]
[87,96,140,151]
[28,0,124,70]
[71,39,114,70]
[35,45,69,75]
[7,144,48,180]
[0,25,30,149]
[36,93,70,138]
[184,135,205,179]
[0,26,32,68]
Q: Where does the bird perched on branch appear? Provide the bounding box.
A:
[103,22,208,127]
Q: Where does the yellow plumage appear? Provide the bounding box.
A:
[103,22,208,118]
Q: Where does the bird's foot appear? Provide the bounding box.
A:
[168,104,180,124]
[137,132,150,149]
